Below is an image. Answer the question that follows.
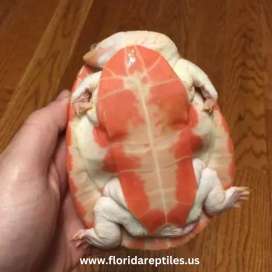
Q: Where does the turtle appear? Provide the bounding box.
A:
[67,32,249,250]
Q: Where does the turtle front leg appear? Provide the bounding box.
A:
[71,71,101,115]
[174,59,218,112]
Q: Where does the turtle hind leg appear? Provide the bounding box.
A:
[73,197,122,249]
[73,221,121,249]
[73,196,147,249]
[202,168,249,215]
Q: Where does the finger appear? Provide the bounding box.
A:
[7,90,71,169]
[51,134,68,199]
[55,90,70,101]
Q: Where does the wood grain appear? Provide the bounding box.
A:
[0,0,94,150]
[0,0,271,271]
[0,0,59,90]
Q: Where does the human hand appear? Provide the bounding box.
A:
[0,90,93,272]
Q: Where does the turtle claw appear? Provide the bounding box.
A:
[74,103,93,116]
[202,107,213,114]
[233,197,249,208]
[233,202,241,208]
[72,88,93,116]
[73,229,87,240]
[231,187,250,209]
[202,98,216,113]
[75,241,90,249]
[73,229,91,248]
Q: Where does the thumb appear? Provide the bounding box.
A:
[5,90,71,169]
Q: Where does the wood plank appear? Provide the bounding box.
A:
[0,0,95,151]
[220,0,267,171]
[260,1,272,269]
[0,87,14,117]
[0,0,59,90]
[261,0,272,108]
[216,2,271,270]
[261,0,272,169]
[58,0,135,92]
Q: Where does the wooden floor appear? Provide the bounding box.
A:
[0,0,271,271]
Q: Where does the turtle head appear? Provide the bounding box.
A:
[83,31,180,68]
[83,32,127,68]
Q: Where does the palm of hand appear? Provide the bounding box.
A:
[0,91,90,272]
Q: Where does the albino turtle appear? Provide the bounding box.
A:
[67,34,249,250]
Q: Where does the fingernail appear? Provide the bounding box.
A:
[56,90,71,101]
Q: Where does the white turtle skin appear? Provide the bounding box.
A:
[67,33,249,250]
